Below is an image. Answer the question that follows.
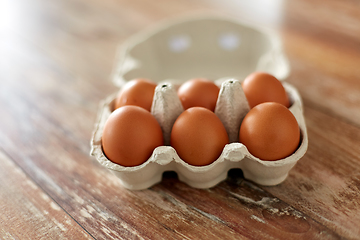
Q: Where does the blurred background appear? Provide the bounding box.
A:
[2,0,360,127]
[1,0,360,239]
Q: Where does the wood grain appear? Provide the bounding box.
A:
[263,106,360,239]
[0,150,92,239]
[281,0,360,127]
[0,35,346,239]
[1,0,360,239]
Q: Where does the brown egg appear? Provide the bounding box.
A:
[242,72,290,108]
[102,105,163,167]
[178,78,220,111]
[114,78,157,111]
[171,107,229,166]
[239,102,300,161]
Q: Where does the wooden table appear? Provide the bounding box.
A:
[1,0,360,239]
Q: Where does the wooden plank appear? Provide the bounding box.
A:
[0,33,346,239]
[283,33,360,127]
[0,22,344,240]
[0,110,343,240]
[0,150,92,239]
[283,0,360,41]
[1,0,360,239]
[280,0,360,126]
[153,172,341,240]
[263,106,360,239]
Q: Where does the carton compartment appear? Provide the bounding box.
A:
[90,80,308,190]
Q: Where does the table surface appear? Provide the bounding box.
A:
[1,0,360,239]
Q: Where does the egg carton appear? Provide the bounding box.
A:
[90,14,308,190]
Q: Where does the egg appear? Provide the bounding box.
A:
[102,105,163,167]
[242,72,290,108]
[171,107,229,166]
[114,78,157,111]
[177,78,220,111]
[239,102,300,161]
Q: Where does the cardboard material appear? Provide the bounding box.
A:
[112,14,290,87]
[90,15,308,190]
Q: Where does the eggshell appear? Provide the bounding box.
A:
[102,105,163,167]
[177,78,220,111]
[171,107,229,166]
[242,72,290,108]
[239,102,300,161]
[114,78,157,111]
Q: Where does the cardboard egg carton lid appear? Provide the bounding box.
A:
[111,13,290,87]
